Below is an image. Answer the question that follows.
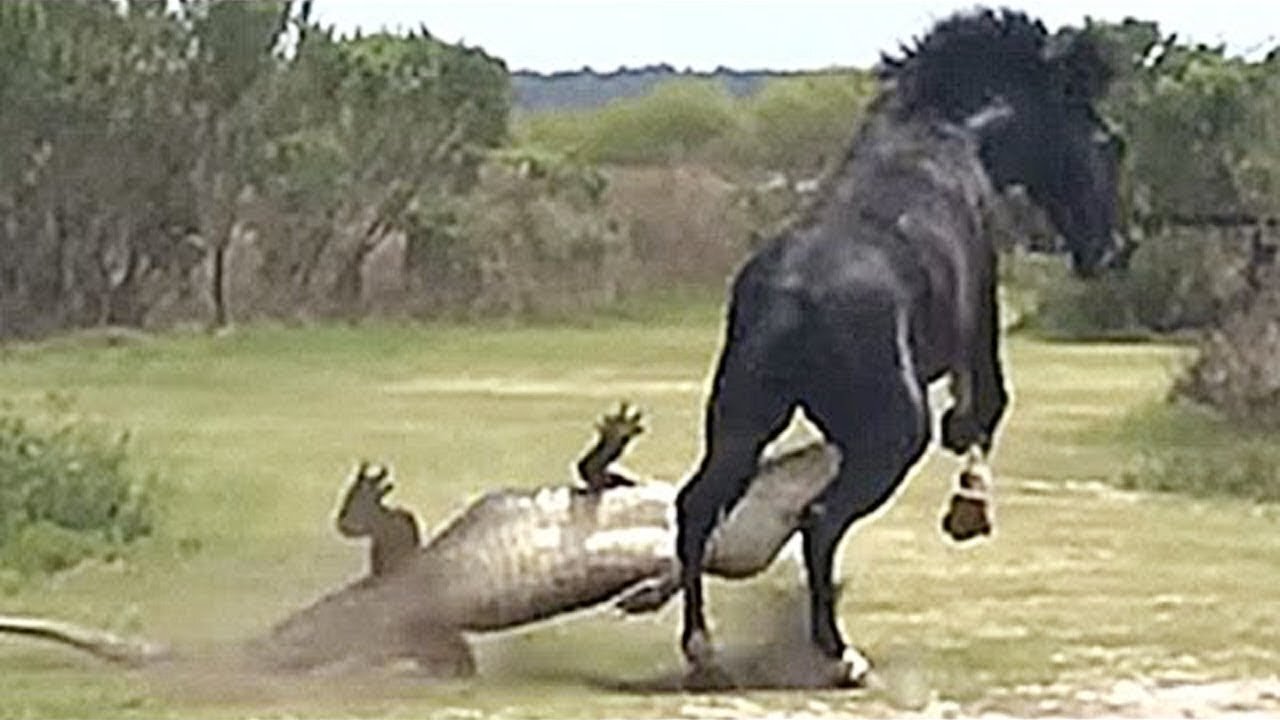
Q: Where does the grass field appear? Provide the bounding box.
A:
[1,304,1278,718]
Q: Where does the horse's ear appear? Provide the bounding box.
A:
[964,99,1014,138]
[1044,29,1115,100]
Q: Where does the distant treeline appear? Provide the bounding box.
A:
[512,65,825,112]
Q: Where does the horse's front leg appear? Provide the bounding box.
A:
[940,363,1003,542]
[941,274,1009,455]
[941,351,1007,454]
[941,298,1007,541]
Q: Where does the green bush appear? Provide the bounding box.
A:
[738,72,877,176]
[0,521,103,576]
[1108,402,1280,503]
[1025,271,1139,338]
[1173,273,1280,429]
[1000,251,1142,338]
[403,150,632,318]
[516,70,876,175]
[1120,230,1233,331]
[1119,438,1280,504]
[1120,445,1280,503]
[1007,227,1256,339]
[0,395,156,575]
[519,78,743,166]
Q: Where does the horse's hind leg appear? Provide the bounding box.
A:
[800,309,930,667]
[676,341,795,666]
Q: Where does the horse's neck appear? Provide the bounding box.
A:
[816,110,970,222]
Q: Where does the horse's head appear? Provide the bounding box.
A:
[977,29,1125,276]
[882,10,1126,276]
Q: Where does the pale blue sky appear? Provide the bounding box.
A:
[310,1,1277,72]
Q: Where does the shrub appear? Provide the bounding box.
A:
[604,164,754,287]
[0,394,156,575]
[1110,402,1280,503]
[1120,444,1280,503]
[737,71,877,177]
[519,79,744,166]
[1173,271,1280,428]
[1023,269,1139,338]
[516,70,876,176]
[1000,250,1142,338]
[403,150,633,318]
[1010,226,1257,338]
[1120,229,1242,332]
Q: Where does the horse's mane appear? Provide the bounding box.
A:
[877,8,1112,120]
[776,8,1114,237]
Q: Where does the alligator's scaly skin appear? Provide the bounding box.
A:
[412,439,838,630]
[1,442,840,675]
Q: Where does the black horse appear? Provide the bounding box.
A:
[675,9,1123,677]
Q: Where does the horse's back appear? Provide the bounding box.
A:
[729,123,995,381]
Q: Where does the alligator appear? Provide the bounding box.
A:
[0,406,843,681]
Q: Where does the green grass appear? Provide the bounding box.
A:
[1,313,1278,718]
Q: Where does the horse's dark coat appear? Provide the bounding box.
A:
[675,8,1123,667]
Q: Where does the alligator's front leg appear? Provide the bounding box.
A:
[614,563,681,614]
[336,462,423,577]
[576,402,644,491]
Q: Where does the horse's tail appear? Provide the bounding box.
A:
[0,614,171,666]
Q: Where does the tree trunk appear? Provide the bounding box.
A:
[104,251,149,328]
[210,240,231,330]
[333,245,368,320]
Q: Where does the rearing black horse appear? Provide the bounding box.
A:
[675,9,1123,677]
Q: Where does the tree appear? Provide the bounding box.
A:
[184,0,291,329]
[0,0,201,333]
[251,22,510,316]
[743,71,876,177]
[0,1,512,336]
[1089,18,1279,220]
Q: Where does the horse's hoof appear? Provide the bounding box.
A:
[836,646,872,688]
[942,461,994,543]
[680,629,734,690]
[681,659,736,691]
[941,491,992,542]
[682,628,716,668]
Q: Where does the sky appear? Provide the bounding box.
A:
[309,1,1278,73]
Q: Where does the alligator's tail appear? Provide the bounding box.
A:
[0,614,171,667]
